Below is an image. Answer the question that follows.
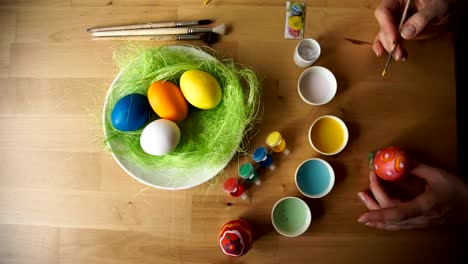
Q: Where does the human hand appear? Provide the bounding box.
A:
[373,0,453,61]
[357,163,468,230]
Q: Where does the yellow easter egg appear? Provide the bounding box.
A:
[288,16,303,30]
[180,69,222,109]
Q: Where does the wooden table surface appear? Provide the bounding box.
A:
[0,0,464,263]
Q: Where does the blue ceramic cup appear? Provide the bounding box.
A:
[295,158,335,198]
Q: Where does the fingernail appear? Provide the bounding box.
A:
[401,25,416,39]
[358,215,367,223]
[401,56,407,62]
[357,192,366,202]
[365,222,374,227]
[394,53,401,61]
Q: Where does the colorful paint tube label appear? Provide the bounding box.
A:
[285,1,306,39]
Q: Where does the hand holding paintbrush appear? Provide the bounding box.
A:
[374,0,454,76]
[381,0,412,77]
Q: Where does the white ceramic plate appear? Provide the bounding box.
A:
[102,46,239,190]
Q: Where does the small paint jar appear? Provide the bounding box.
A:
[252,146,275,170]
[223,177,248,200]
[238,163,261,186]
[266,131,290,155]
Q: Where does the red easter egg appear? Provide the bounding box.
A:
[218,219,253,257]
[369,146,410,181]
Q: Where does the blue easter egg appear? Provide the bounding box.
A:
[111,93,152,131]
[290,3,304,16]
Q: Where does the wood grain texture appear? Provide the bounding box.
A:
[0,0,464,263]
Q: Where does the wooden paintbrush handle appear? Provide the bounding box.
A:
[92,27,188,36]
[91,35,179,41]
[91,27,211,37]
[88,22,177,32]
[91,34,204,41]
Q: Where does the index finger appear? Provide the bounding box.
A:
[374,0,401,44]
[410,163,441,183]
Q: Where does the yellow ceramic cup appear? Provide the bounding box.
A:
[309,115,349,155]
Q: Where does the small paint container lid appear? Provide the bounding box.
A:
[266,131,282,148]
[223,177,238,193]
[297,66,337,105]
[252,147,268,162]
[239,163,255,179]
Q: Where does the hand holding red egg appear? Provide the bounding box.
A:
[368,146,411,181]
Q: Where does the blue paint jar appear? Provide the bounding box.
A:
[252,147,274,169]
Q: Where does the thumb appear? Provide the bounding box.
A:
[360,200,425,223]
[400,9,434,40]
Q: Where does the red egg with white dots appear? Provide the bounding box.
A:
[369,146,410,181]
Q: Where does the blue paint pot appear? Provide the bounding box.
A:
[295,158,335,198]
[252,146,274,168]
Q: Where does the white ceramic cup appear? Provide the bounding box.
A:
[297,66,337,105]
[293,38,321,68]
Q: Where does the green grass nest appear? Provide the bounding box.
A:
[103,44,262,181]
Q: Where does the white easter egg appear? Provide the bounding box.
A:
[140,119,181,156]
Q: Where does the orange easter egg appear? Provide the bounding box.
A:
[147,80,188,122]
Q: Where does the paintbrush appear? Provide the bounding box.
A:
[382,0,412,77]
[86,19,212,33]
[90,24,226,37]
[91,33,219,45]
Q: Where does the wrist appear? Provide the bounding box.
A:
[449,181,468,225]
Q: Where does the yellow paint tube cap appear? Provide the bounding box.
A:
[266,131,282,148]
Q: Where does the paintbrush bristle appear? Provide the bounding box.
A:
[212,24,226,35]
[381,69,386,77]
[198,19,212,25]
[200,32,219,45]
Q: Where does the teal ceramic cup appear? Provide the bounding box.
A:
[271,196,312,237]
[295,158,335,198]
